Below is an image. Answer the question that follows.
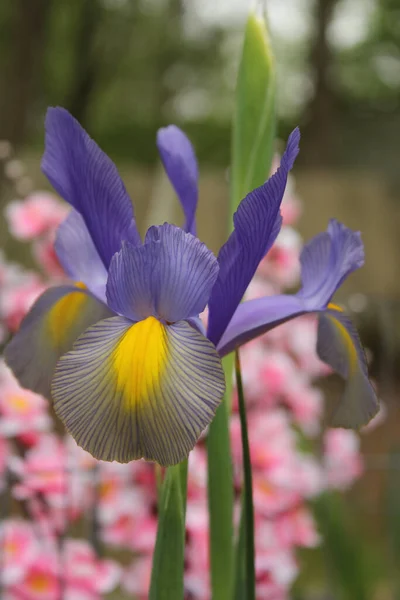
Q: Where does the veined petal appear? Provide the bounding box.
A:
[218,220,366,355]
[52,316,225,465]
[157,125,198,235]
[42,107,141,268]
[317,306,379,428]
[4,285,113,398]
[107,223,219,323]
[216,294,304,357]
[297,219,364,308]
[55,209,108,302]
[207,128,300,347]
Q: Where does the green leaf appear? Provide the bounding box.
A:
[207,355,235,600]
[231,10,276,214]
[149,462,187,600]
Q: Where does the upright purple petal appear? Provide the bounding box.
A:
[297,219,364,309]
[207,128,300,346]
[55,209,108,302]
[157,125,198,235]
[107,223,219,323]
[42,107,141,268]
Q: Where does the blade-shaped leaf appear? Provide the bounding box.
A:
[231,9,276,214]
[149,462,187,600]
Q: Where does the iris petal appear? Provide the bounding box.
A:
[52,316,225,465]
[55,209,108,302]
[42,107,141,268]
[107,223,219,323]
[298,219,364,308]
[4,285,113,398]
[317,307,379,428]
[207,128,300,347]
[217,220,365,355]
[156,125,198,235]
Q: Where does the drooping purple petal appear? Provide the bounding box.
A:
[157,125,198,235]
[42,107,141,268]
[207,127,300,347]
[297,219,364,309]
[107,223,219,323]
[4,285,113,399]
[316,307,379,428]
[55,209,108,302]
[217,220,365,355]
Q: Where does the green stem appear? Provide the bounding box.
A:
[207,356,234,600]
[235,349,256,600]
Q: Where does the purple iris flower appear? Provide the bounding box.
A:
[5,108,378,466]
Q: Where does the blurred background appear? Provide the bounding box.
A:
[0,0,400,598]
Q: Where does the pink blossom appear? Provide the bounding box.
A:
[5,193,67,241]
[0,272,46,332]
[32,235,65,278]
[101,489,156,552]
[323,428,364,490]
[0,361,51,439]
[0,519,38,586]
[284,379,323,435]
[63,539,120,598]
[256,548,298,599]
[274,507,320,549]
[257,227,302,288]
[6,552,60,600]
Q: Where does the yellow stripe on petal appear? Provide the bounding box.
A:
[113,317,168,410]
[47,282,88,347]
[5,285,113,399]
[327,313,358,374]
[327,302,343,313]
[317,310,378,428]
[52,316,225,465]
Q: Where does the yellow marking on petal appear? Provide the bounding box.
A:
[328,302,343,312]
[47,283,87,348]
[329,315,357,373]
[112,316,168,411]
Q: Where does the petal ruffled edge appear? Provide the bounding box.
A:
[107,224,219,323]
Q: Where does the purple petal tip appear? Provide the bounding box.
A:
[282,127,301,171]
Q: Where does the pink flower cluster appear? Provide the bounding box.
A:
[0,155,381,599]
